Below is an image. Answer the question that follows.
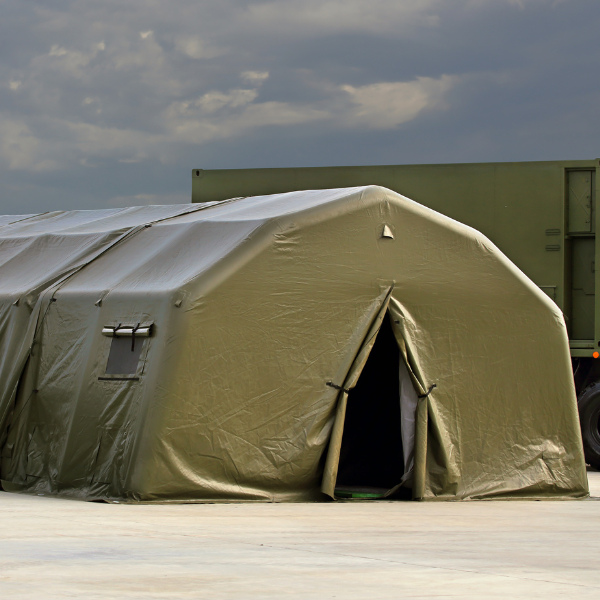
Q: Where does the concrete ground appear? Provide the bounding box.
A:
[0,473,599,600]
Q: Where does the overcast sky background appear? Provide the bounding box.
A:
[0,0,598,214]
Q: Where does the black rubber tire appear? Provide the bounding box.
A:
[578,384,600,469]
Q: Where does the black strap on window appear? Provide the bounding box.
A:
[131,322,141,351]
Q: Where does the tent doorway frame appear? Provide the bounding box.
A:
[321,290,430,500]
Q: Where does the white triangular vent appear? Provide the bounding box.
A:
[381,225,394,239]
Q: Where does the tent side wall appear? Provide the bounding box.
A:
[0,286,175,498]
[131,187,587,501]
[0,215,266,499]
[0,203,217,467]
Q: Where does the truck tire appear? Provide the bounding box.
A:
[578,385,600,469]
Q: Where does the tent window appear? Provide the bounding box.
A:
[336,314,404,496]
[99,323,153,380]
[104,337,144,376]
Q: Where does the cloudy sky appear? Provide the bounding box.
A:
[0,0,598,214]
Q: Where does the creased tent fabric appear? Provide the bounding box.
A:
[0,203,222,462]
[0,186,589,502]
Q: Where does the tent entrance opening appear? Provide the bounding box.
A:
[335,315,404,499]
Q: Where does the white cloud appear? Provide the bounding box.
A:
[160,74,455,147]
[0,0,472,175]
[341,75,457,129]
[175,36,223,59]
[49,45,68,57]
[36,42,106,79]
[0,71,457,172]
[163,94,328,146]
[168,100,328,145]
[197,89,258,112]
[0,118,58,171]
[241,71,269,84]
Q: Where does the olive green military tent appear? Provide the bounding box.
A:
[0,186,588,502]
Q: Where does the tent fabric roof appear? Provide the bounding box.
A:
[0,186,589,502]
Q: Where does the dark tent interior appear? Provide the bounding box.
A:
[335,315,405,498]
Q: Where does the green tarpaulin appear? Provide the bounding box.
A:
[0,187,588,502]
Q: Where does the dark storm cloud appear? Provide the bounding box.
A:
[0,0,598,213]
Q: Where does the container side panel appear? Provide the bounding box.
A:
[571,237,595,340]
[568,171,594,233]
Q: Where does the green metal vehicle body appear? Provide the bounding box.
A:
[193,159,600,466]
